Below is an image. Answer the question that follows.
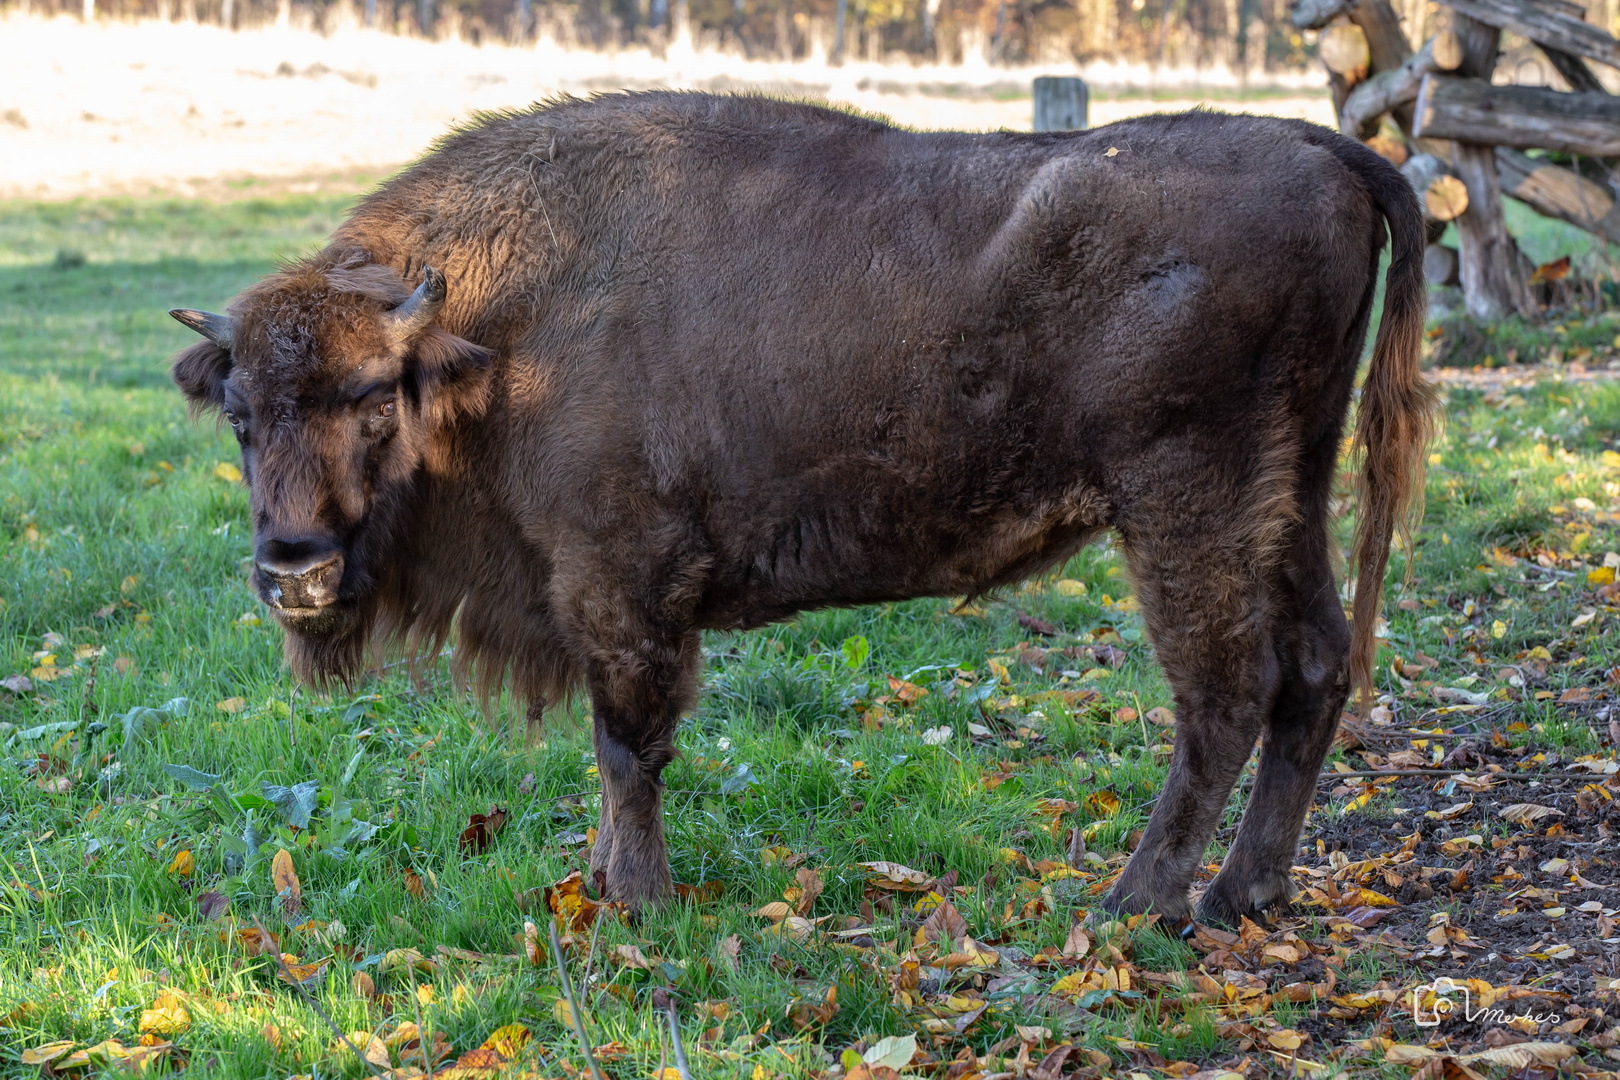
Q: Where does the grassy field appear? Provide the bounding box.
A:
[4,192,1620,1080]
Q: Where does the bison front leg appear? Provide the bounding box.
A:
[582,628,701,912]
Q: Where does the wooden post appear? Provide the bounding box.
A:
[832,0,847,63]
[1451,13,1534,320]
[1033,77,1088,131]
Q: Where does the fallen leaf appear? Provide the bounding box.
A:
[19,1040,76,1066]
[857,860,933,891]
[271,848,302,916]
[458,805,509,856]
[138,990,190,1036]
[1501,803,1562,826]
[792,867,824,917]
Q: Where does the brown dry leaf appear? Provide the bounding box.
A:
[753,900,793,923]
[1061,921,1091,959]
[271,848,302,917]
[1501,803,1563,827]
[351,971,376,998]
[330,1031,391,1068]
[1528,256,1572,285]
[720,934,742,970]
[458,805,509,856]
[237,926,280,957]
[1146,706,1175,726]
[672,880,725,904]
[787,984,839,1030]
[610,944,654,970]
[403,867,427,899]
[857,860,933,891]
[449,1023,532,1072]
[792,867,824,917]
[276,954,329,989]
[523,920,543,965]
[921,899,969,946]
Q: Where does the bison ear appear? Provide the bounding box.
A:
[409,325,493,428]
[171,340,233,412]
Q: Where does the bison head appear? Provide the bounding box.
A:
[169,255,492,681]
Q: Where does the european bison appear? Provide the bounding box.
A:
[170,92,1433,926]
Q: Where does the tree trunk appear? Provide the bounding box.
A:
[1414,75,1620,155]
[1439,0,1620,72]
[1450,14,1534,320]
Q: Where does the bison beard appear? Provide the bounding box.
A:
[169,92,1434,926]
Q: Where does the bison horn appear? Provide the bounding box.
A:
[169,308,233,350]
[383,266,447,347]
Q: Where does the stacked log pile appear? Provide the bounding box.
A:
[1294,0,1620,320]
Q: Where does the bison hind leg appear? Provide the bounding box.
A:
[1196,544,1350,928]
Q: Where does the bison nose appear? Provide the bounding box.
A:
[255,538,345,610]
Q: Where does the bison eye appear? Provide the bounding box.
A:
[378,400,396,418]
[224,409,244,432]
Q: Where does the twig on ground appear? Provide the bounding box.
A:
[549,921,607,1080]
[251,915,390,1080]
[666,1000,692,1080]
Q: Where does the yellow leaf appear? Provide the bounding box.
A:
[272,848,302,916]
[138,991,191,1036]
[554,997,576,1028]
[1492,620,1507,639]
[214,462,242,483]
[753,901,792,922]
[167,850,194,877]
[1054,579,1087,597]
[215,697,246,713]
[1591,566,1617,586]
[20,1041,77,1066]
[1083,790,1121,818]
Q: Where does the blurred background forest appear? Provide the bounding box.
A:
[2,0,1445,76]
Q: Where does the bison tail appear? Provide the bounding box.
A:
[1329,137,1439,710]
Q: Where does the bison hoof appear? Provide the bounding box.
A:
[1194,868,1294,928]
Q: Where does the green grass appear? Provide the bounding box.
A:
[2,191,1620,1078]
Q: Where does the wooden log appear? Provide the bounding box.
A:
[1349,0,1415,74]
[1340,34,1449,135]
[1542,46,1608,93]
[1433,29,1465,70]
[1032,77,1088,131]
[1321,22,1372,79]
[1451,14,1535,320]
[1292,0,1350,30]
[1427,174,1471,219]
[1425,244,1461,286]
[1436,0,1620,72]
[1496,146,1620,242]
[1414,74,1620,155]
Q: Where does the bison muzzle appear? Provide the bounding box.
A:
[169,92,1434,927]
